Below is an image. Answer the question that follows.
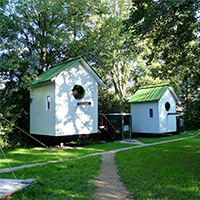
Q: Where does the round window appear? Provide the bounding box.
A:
[165,102,170,111]
[72,85,85,100]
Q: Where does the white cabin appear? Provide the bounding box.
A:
[129,84,180,134]
[29,57,105,137]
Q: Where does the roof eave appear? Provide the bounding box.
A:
[168,87,181,102]
[29,79,53,88]
[51,57,106,87]
[79,58,106,87]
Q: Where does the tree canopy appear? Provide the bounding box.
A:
[0,0,138,147]
[124,0,200,129]
[124,0,200,105]
[0,0,199,147]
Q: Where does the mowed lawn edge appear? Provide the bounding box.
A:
[115,137,200,200]
[1,132,197,169]
[134,130,197,144]
[0,142,137,169]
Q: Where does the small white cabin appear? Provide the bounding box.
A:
[29,57,105,138]
[129,84,180,134]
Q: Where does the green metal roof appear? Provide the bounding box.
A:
[29,57,81,86]
[29,56,106,87]
[128,84,169,103]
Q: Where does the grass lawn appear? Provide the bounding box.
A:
[1,132,197,169]
[115,138,200,199]
[0,142,136,169]
[184,130,198,135]
[1,156,101,200]
[133,131,197,144]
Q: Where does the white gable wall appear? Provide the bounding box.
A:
[158,89,177,133]
[30,82,55,136]
[131,101,159,133]
[55,62,98,136]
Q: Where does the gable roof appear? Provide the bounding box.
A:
[129,84,180,103]
[29,56,105,87]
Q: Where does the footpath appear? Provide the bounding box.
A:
[0,135,195,174]
[0,135,196,200]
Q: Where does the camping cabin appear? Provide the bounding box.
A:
[129,84,180,134]
[29,57,105,142]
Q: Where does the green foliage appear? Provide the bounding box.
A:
[124,0,200,128]
[125,0,199,56]
[184,130,198,135]
[98,88,130,113]
[0,83,31,148]
[91,0,138,100]
[115,138,200,199]
[0,0,109,148]
[0,0,136,149]
[1,0,198,146]
[184,96,200,130]
[0,52,31,147]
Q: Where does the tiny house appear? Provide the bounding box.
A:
[29,57,105,139]
[129,84,180,134]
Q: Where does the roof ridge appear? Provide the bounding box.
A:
[28,56,106,87]
[139,83,169,89]
[129,84,170,103]
[50,56,82,69]
[29,57,81,86]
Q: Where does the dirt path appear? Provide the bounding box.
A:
[94,153,131,200]
[0,136,196,199]
[93,136,196,200]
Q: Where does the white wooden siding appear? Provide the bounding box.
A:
[131,88,177,134]
[131,101,159,133]
[30,82,55,136]
[158,89,177,133]
[55,62,98,136]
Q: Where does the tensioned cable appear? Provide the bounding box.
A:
[0,145,19,184]
[0,114,49,149]
[0,114,66,164]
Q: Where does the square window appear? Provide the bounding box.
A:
[149,109,153,118]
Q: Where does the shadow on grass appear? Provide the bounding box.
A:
[1,142,137,169]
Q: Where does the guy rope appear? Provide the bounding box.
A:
[0,113,49,149]
[0,113,66,175]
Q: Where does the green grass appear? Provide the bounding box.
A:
[133,133,196,144]
[0,142,136,169]
[1,156,101,200]
[115,138,200,199]
[184,130,199,135]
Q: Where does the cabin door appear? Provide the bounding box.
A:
[122,115,131,140]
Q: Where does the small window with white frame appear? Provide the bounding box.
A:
[46,96,51,111]
[149,108,153,118]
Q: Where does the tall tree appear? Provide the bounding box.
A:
[124,0,200,128]
[0,0,108,147]
[124,0,199,85]
[94,0,139,99]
